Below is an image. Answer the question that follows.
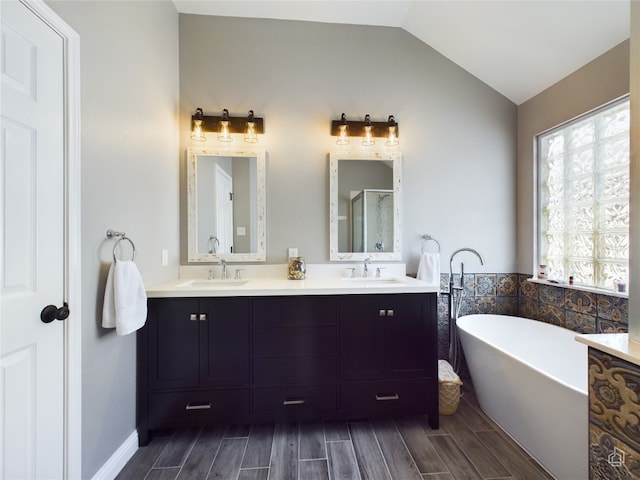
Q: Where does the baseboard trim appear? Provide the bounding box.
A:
[91,430,138,480]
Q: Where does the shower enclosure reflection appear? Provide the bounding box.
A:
[329,151,402,261]
[350,189,394,253]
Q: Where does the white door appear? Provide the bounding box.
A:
[1,1,67,478]
[215,165,234,253]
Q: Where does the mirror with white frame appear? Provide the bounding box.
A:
[187,148,266,262]
[329,151,402,261]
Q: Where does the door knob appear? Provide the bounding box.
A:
[40,303,70,323]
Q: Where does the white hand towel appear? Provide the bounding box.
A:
[102,260,147,335]
[417,252,440,286]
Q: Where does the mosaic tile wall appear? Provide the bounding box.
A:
[437,273,630,368]
[588,348,640,479]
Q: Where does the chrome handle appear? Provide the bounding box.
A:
[189,313,198,321]
[283,399,305,406]
[186,402,212,410]
[379,310,386,316]
[199,313,207,321]
[375,394,399,401]
[387,310,394,317]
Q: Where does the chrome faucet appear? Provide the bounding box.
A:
[449,248,485,292]
[363,258,371,277]
[219,258,227,280]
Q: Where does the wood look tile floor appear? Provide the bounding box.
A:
[118,386,554,480]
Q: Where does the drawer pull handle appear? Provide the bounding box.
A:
[185,402,212,410]
[283,399,305,406]
[375,394,400,401]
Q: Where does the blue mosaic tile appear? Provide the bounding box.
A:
[538,284,564,307]
[497,274,518,296]
[496,297,519,315]
[519,276,538,300]
[474,296,496,314]
[518,298,539,319]
[539,303,565,327]
[565,290,597,315]
[565,311,596,334]
[475,274,497,297]
[597,294,629,323]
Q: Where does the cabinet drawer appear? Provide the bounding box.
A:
[253,296,337,327]
[253,325,336,357]
[340,380,432,416]
[253,385,337,419]
[253,356,337,386]
[148,389,249,428]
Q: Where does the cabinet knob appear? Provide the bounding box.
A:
[189,313,198,321]
[387,310,394,317]
[379,310,386,317]
[199,313,207,321]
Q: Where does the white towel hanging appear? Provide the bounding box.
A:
[417,252,440,286]
[102,260,147,335]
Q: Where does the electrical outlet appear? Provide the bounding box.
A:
[161,249,168,266]
[288,247,298,258]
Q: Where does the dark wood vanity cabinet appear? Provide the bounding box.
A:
[138,292,438,445]
[338,294,439,427]
[138,297,250,445]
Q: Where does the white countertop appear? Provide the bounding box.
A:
[146,263,439,298]
[576,333,640,368]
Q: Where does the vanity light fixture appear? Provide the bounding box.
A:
[191,108,206,141]
[217,108,232,142]
[244,110,259,144]
[385,115,399,146]
[362,114,375,146]
[330,113,399,146]
[190,107,265,143]
[336,113,350,145]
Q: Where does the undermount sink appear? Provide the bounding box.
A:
[176,279,249,288]
[341,277,404,285]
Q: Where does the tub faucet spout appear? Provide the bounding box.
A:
[449,248,484,291]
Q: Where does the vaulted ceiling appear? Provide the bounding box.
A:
[173,0,630,105]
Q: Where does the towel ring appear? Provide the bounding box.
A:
[421,234,441,253]
[113,237,136,262]
[107,229,136,262]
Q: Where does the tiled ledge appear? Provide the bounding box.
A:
[527,277,628,299]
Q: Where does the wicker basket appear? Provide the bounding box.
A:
[438,360,463,415]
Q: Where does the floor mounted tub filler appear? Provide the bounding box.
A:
[457,314,588,480]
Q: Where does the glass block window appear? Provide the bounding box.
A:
[537,97,629,290]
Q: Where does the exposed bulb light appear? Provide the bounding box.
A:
[336,113,350,145]
[361,114,375,146]
[385,115,399,146]
[244,110,259,143]
[191,107,206,141]
[217,108,233,143]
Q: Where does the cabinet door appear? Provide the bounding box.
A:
[339,295,385,381]
[148,298,200,390]
[385,294,435,379]
[200,297,249,387]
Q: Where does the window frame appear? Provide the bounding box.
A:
[535,95,630,291]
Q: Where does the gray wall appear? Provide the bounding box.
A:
[45,1,179,478]
[516,41,630,274]
[179,15,518,273]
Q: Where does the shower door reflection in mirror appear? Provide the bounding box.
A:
[329,151,402,261]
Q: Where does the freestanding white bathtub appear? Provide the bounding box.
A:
[457,314,588,480]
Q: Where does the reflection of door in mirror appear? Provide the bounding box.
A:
[195,155,257,256]
[215,165,233,253]
[350,189,393,253]
[338,160,393,253]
